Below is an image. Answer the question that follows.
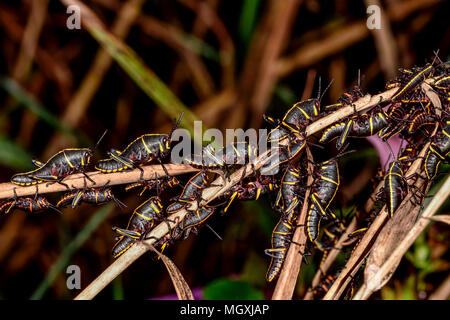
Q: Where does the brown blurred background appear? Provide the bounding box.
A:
[0,0,449,299]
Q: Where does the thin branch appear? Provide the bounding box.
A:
[303,217,358,300]
[271,146,313,300]
[0,164,198,200]
[428,273,450,300]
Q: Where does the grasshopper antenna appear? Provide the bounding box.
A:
[358,69,361,88]
[320,79,334,104]
[205,223,223,241]
[94,129,109,151]
[169,112,184,139]
[384,140,396,165]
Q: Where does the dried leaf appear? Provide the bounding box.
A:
[146,244,194,300]
[425,215,450,225]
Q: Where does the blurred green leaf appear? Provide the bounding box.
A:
[401,275,416,300]
[0,135,34,170]
[203,278,264,300]
[246,200,277,237]
[238,0,261,46]
[180,33,220,63]
[299,258,316,287]
[381,286,396,300]
[423,165,450,215]
[30,204,114,300]
[274,84,298,106]
[112,275,125,300]
[405,232,434,274]
[240,251,268,288]
[339,148,378,165]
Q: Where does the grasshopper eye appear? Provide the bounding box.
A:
[163,136,170,149]
[85,151,92,163]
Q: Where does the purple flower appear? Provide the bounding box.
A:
[366,135,406,169]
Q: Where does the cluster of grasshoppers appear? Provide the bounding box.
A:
[306,60,450,298]
[2,59,449,299]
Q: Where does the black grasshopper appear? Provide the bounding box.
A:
[274,164,305,220]
[265,98,320,143]
[265,216,295,282]
[314,219,346,267]
[379,160,410,217]
[11,148,93,188]
[184,141,259,172]
[320,111,389,149]
[95,134,171,175]
[311,274,337,299]
[373,141,427,217]
[424,120,450,180]
[219,175,278,213]
[112,196,164,258]
[125,176,180,196]
[433,74,450,105]
[403,109,436,136]
[96,113,183,178]
[57,185,125,209]
[0,195,56,215]
[306,203,322,242]
[379,98,438,140]
[260,138,306,176]
[322,86,364,113]
[170,206,215,241]
[391,64,434,102]
[310,160,340,217]
[166,171,210,214]
[434,74,450,93]
[378,102,413,140]
[305,159,340,242]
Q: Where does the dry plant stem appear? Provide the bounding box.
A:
[271,147,313,300]
[360,171,431,297]
[0,9,72,94]
[137,14,215,99]
[178,0,235,88]
[145,243,194,300]
[428,273,450,300]
[12,0,49,82]
[73,83,435,299]
[75,147,279,300]
[354,175,450,300]
[324,137,433,300]
[358,177,430,299]
[364,0,398,78]
[323,78,442,300]
[427,215,450,225]
[0,164,198,200]
[276,0,442,77]
[303,217,357,300]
